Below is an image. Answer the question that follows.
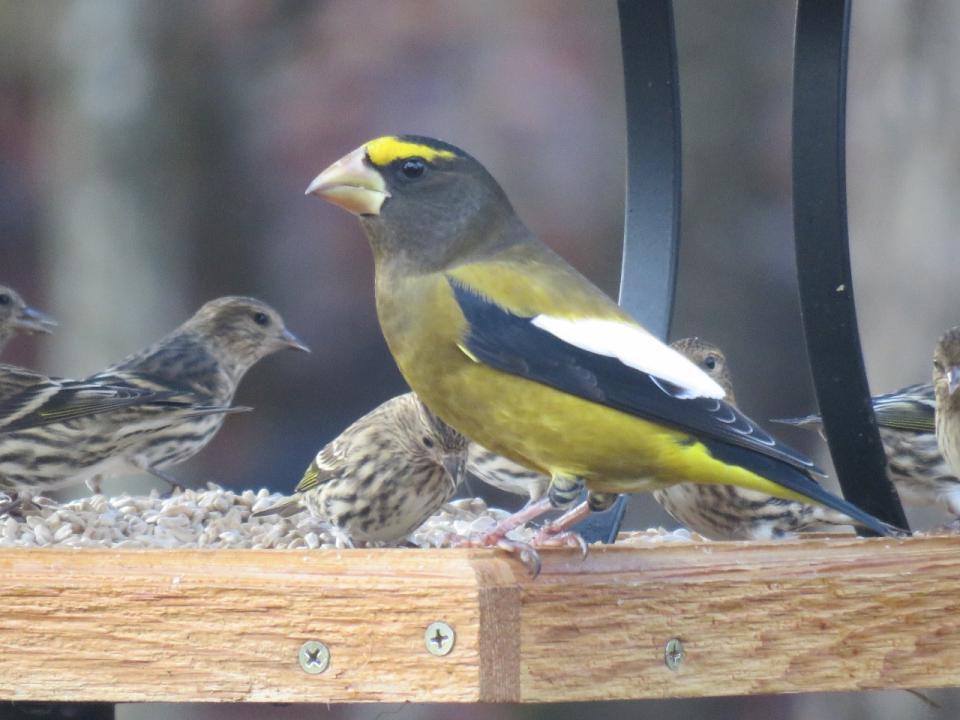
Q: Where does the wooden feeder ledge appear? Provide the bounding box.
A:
[1,534,958,704]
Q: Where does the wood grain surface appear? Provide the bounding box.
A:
[0,535,958,703]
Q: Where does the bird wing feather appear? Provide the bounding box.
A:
[774,383,936,433]
[1,364,165,432]
[0,364,246,434]
[871,383,936,433]
[448,279,824,477]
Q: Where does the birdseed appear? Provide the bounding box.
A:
[0,485,699,549]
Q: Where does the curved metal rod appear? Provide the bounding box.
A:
[575,0,682,544]
[792,0,908,532]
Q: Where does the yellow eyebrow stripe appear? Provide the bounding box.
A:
[365,137,456,166]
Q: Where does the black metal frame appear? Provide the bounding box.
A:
[4,703,115,720]
[587,0,909,545]
[792,0,908,531]
[575,0,682,544]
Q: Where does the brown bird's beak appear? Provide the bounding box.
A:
[280,328,311,353]
[14,305,57,335]
[949,366,960,396]
[305,145,390,216]
[442,454,466,484]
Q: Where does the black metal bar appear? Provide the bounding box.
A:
[616,0,682,339]
[576,0,682,544]
[3,703,115,720]
[791,0,908,532]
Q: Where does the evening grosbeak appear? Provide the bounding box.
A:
[306,135,898,555]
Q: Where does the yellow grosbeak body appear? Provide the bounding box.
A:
[307,135,898,537]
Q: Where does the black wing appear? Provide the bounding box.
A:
[450,280,823,476]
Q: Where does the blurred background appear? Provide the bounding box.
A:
[1,0,959,717]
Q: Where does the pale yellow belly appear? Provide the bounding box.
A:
[407,354,764,496]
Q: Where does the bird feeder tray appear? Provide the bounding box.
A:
[0,535,957,704]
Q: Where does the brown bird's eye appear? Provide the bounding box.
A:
[0,294,9,305]
[704,355,717,370]
[934,360,945,373]
[422,436,435,448]
[252,312,270,326]
[399,158,426,180]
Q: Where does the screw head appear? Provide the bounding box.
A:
[298,640,330,674]
[664,638,684,670]
[424,621,456,656]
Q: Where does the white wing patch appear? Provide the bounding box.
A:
[530,316,726,400]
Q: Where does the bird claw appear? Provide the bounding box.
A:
[445,532,542,577]
[0,491,40,518]
[534,526,589,559]
[494,537,542,577]
[0,495,22,518]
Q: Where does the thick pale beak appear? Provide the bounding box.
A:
[949,366,960,396]
[14,305,57,335]
[280,328,311,353]
[305,145,390,216]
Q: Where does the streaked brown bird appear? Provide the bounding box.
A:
[254,393,468,544]
[652,338,853,539]
[777,381,960,519]
[0,284,56,355]
[934,327,960,494]
[0,296,307,495]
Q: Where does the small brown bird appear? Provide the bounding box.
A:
[651,338,853,539]
[465,443,549,507]
[467,337,855,540]
[0,297,306,495]
[0,285,56,355]
[934,327,960,486]
[254,393,468,544]
[776,382,960,518]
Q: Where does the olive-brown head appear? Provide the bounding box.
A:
[306,135,523,270]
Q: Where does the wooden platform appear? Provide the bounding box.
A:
[0,534,958,703]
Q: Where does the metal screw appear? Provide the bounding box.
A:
[664,638,684,670]
[424,621,456,656]
[298,640,330,674]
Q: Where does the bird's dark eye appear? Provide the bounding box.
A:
[0,294,9,306]
[422,436,435,448]
[399,158,426,180]
[934,360,944,373]
[252,312,270,326]
[704,355,717,370]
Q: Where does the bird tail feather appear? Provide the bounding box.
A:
[706,440,905,537]
[252,496,301,518]
[770,414,821,429]
[169,404,253,419]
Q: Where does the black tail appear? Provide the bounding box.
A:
[705,439,907,537]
